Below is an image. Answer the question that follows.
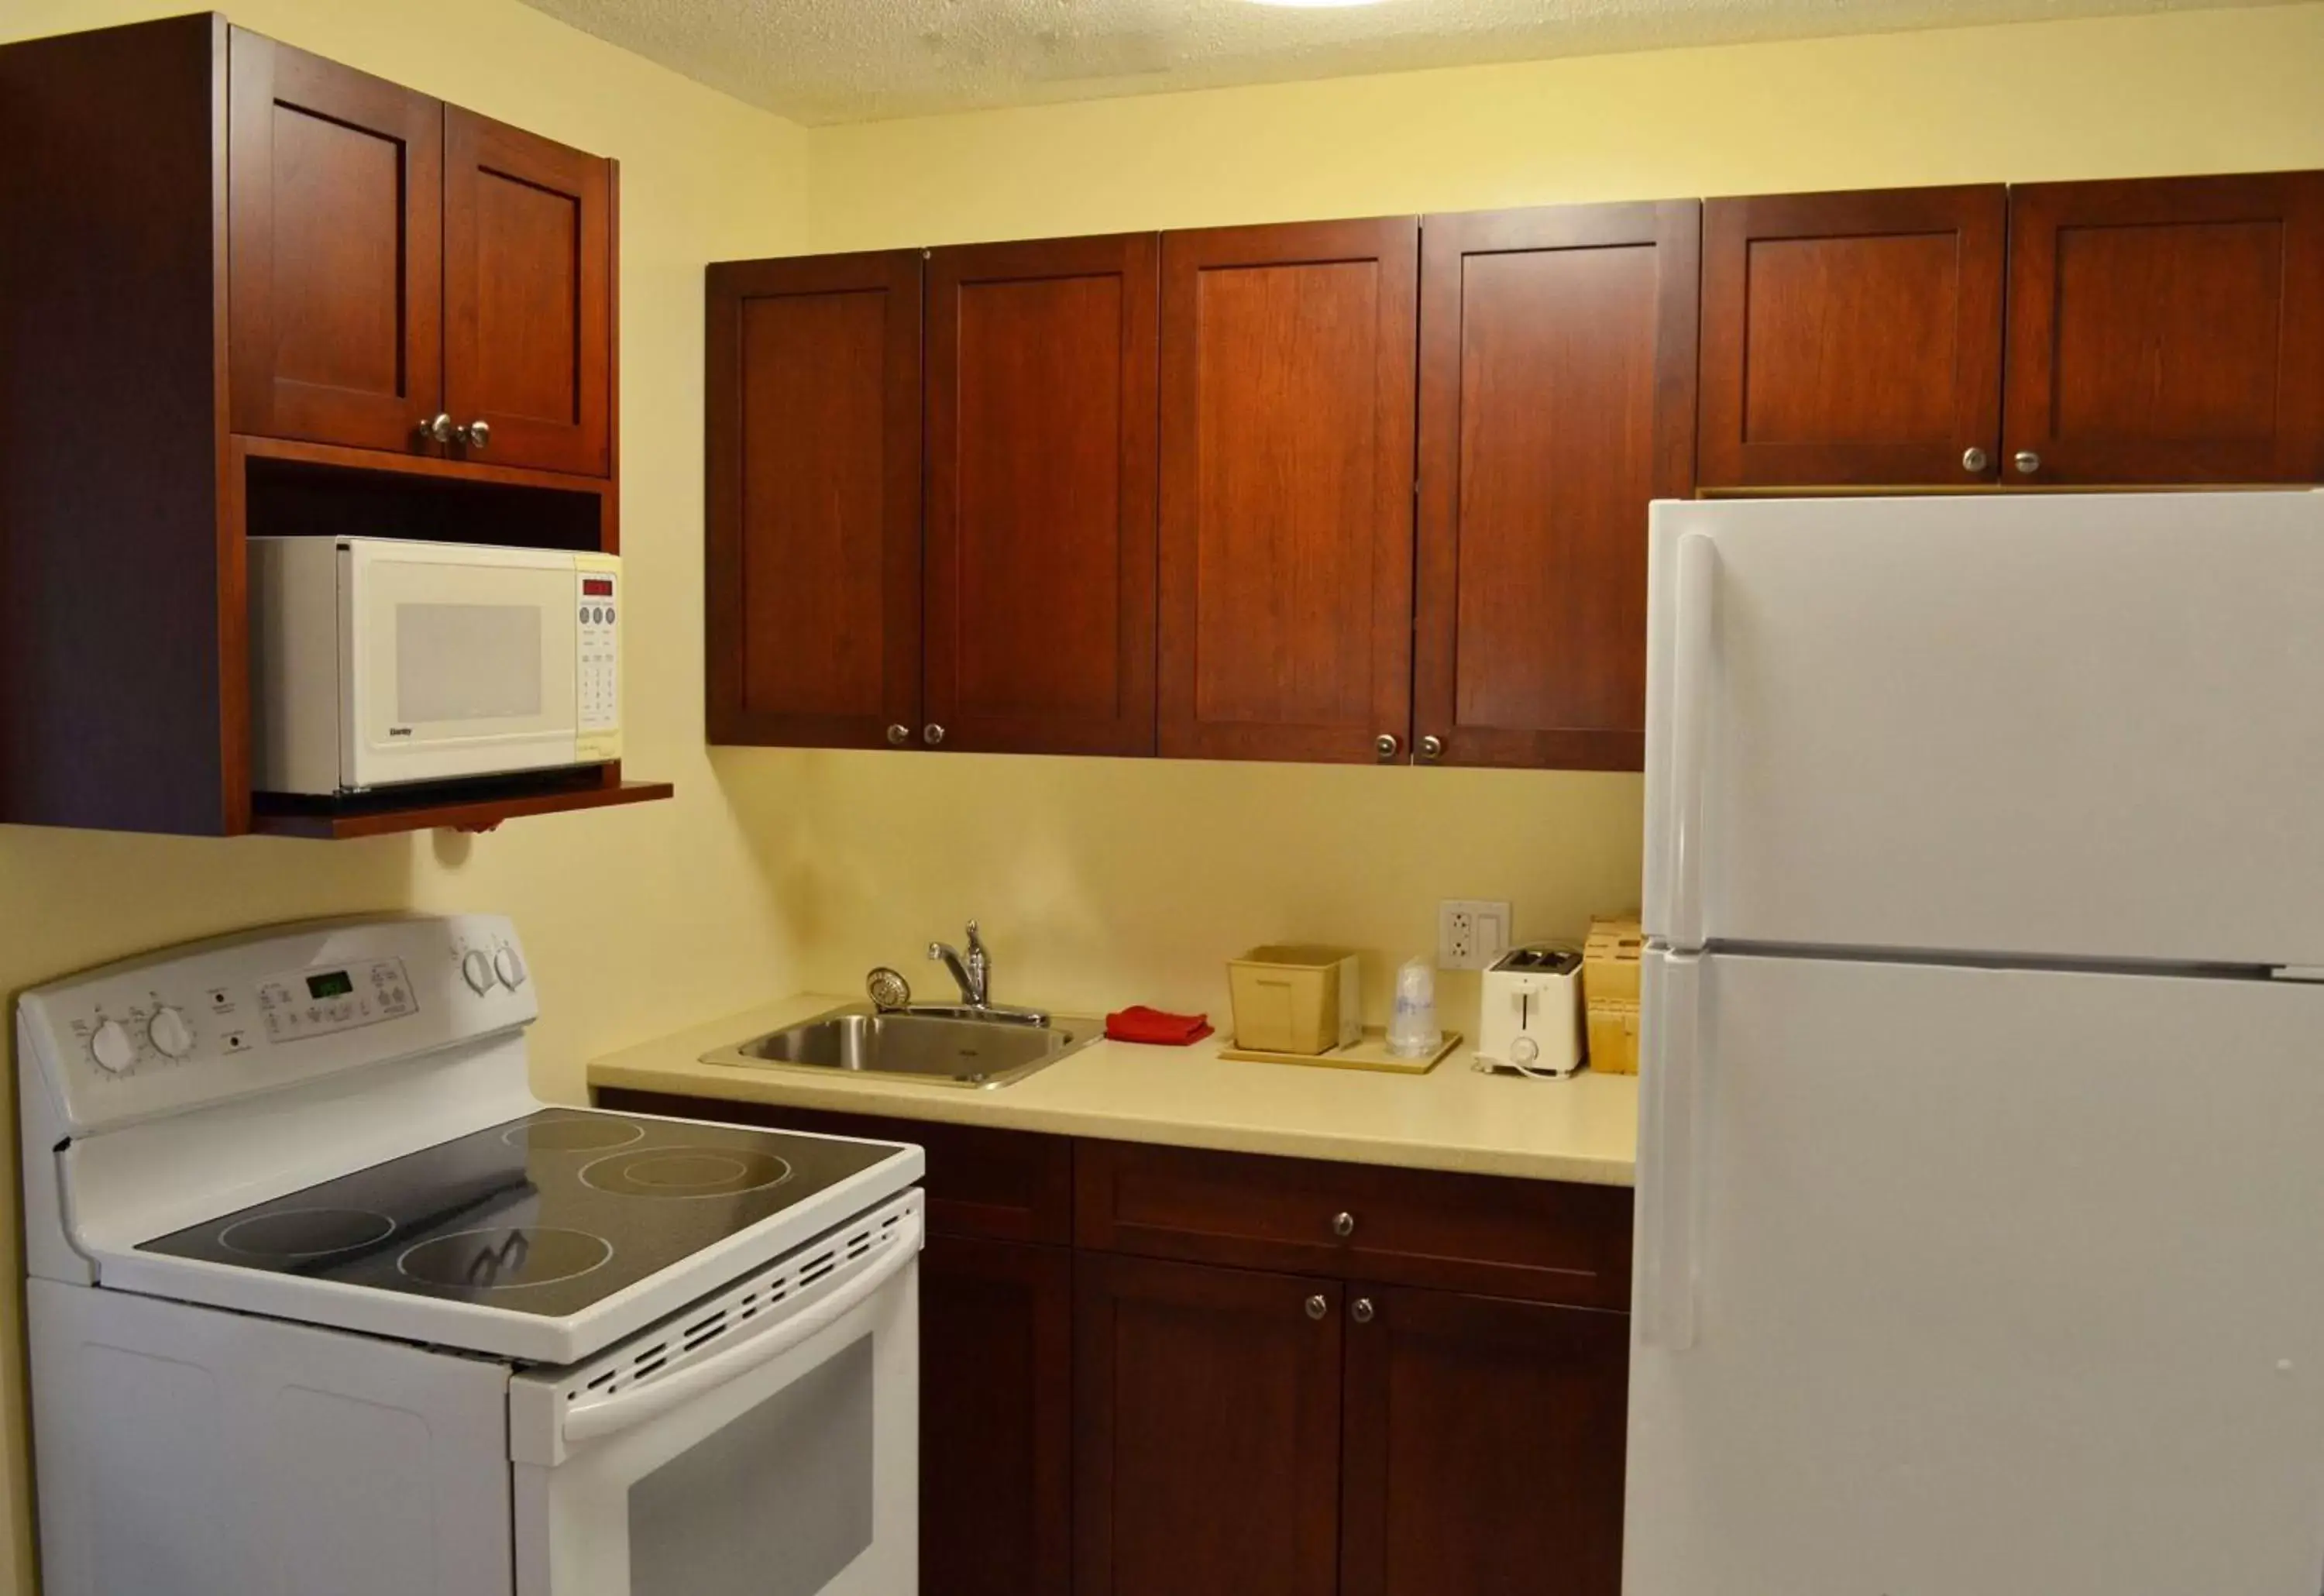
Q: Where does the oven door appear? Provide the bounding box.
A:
[510,1193,922,1596]
[344,541,580,789]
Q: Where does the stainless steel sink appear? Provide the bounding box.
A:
[701,1003,1101,1089]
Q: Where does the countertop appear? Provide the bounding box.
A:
[586,993,1638,1186]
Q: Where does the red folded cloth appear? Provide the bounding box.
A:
[1105,1006,1215,1046]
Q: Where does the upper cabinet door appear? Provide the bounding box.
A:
[2004,171,2324,486]
[227,30,443,454]
[1698,185,2006,488]
[1415,203,1699,772]
[706,251,923,748]
[442,108,614,476]
[1158,218,1419,765]
[925,235,1160,756]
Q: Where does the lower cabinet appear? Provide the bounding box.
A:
[1073,1259,1628,1596]
[1340,1286,1628,1596]
[1074,1254,1344,1596]
[593,1089,1634,1596]
[923,1234,1075,1596]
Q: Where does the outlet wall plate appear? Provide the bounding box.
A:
[1438,899,1511,971]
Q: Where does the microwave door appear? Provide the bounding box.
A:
[344,545,581,789]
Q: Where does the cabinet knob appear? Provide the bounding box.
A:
[1961,446,1990,473]
[2013,449,2041,476]
[1417,734,1444,763]
[885,724,910,746]
[1332,1211,1356,1239]
[457,419,491,451]
[1374,733,1399,762]
[419,413,455,445]
[923,724,947,747]
[1350,1297,1376,1326]
[1304,1293,1329,1321]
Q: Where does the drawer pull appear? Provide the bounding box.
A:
[1304,1293,1329,1321]
[1332,1211,1356,1240]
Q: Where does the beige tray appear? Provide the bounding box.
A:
[1219,1027,1463,1075]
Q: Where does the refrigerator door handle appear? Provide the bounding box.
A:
[1637,951,1704,1351]
[1666,531,1719,952]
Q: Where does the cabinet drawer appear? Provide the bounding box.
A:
[591,1090,1073,1243]
[1074,1140,1631,1308]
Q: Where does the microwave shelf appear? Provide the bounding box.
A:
[250,769,672,841]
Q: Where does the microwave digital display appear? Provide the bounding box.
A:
[582,578,614,597]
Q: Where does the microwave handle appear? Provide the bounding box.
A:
[561,1209,923,1447]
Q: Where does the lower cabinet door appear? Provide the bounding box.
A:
[920,1235,1074,1596]
[1074,1254,1342,1596]
[1340,1286,1630,1596]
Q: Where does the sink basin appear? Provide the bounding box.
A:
[702,1003,1102,1089]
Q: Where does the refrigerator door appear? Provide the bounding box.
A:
[1642,490,2324,964]
[1627,948,2324,1596]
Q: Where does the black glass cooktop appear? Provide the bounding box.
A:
[138,1110,905,1319]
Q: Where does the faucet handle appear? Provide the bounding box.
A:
[965,920,985,953]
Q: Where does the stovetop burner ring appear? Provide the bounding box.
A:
[506,1114,648,1154]
[396,1226,614,1292]
[218,1206,397,1261]
[578,1145,796,1199]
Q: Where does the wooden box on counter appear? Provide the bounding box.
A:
[1583,917,1644,1075]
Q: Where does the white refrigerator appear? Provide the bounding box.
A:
[1624,490,2324,1596]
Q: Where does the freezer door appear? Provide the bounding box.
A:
[1642,490,2324,964]
[1627,948,2324,1596]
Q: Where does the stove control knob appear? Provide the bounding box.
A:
[493,948,527,990]
[461,951,495,995]
[147,1006,194,1059]
[90,1020,135,1075]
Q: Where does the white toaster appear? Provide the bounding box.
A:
[1476,945,1584,1076]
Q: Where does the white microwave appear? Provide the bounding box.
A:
[250,538,621,795]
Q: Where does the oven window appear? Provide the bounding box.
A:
[627,1334,875,1596]
[395,604,543,722]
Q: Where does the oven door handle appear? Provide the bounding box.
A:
[562,1209,923,1447]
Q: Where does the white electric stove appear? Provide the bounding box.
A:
[20,913,924,1596]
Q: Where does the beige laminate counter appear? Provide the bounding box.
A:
[587,993,1638,1186]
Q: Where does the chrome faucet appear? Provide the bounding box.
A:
[928,920,990,1009]
[920,921,1047,1023]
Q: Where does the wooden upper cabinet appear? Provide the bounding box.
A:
[227,30,443,454]
[1340,1288,1629,1596]
[706,251,923,748]
[1074,1254,1342,1596]
[1698,185,2006,488]
[1158,218,1419,765]
[444,109,615,476]
[2004,171,2324,485]
[926,235,1160,755]
[1415,203,1699,772]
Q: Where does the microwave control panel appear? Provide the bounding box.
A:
[576,552,621,760]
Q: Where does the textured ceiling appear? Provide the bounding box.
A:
[517,0,2298,124]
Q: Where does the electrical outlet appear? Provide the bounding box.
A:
[1438,899,1511,971]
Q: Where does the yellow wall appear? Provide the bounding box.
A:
[0,2,811,1589]
[7,2,2324,1591]
[807,2,2324,248]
